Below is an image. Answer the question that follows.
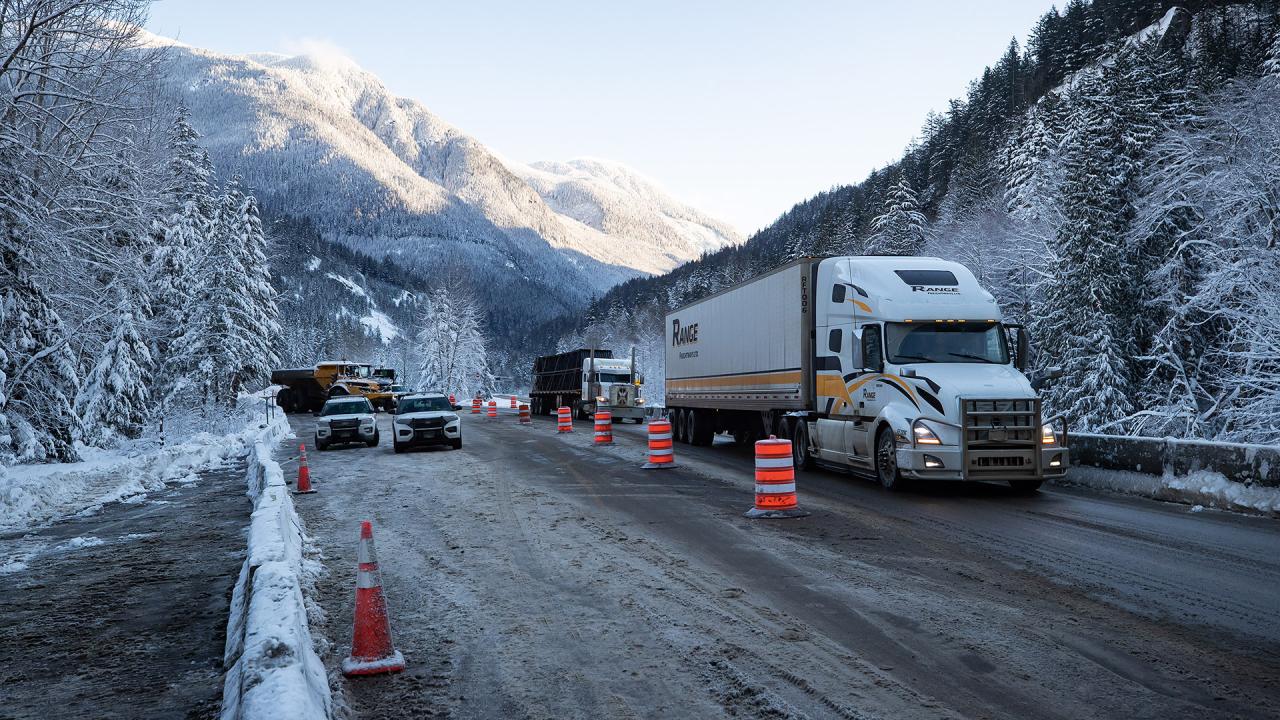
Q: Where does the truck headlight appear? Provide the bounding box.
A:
[912,420,941,446]
[1041,424,1058,446]
[595,396,607,403]
[635,398,645,404]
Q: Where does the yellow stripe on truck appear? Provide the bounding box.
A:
[668,370,802,391]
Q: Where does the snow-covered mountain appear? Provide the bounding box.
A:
[512,158,741,270]
[150,34,741,313]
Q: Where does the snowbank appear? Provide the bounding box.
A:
[221,428,330,720]
[0,396,286,533]
[1061,466,1280,515]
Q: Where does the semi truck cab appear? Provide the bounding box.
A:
[664,255,1068,491]
[811,257,1067,489]
[582,357,646,422]
[530,348,646,421]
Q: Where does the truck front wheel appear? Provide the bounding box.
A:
[875,427,906,490]
[792,421,814,470]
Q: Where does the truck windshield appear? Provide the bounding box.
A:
[341,365,372,378]
[885,322,1009,364]
[596,372,632,383]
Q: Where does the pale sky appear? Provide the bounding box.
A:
[146,1,1050,235]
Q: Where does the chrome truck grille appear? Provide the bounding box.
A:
[961,398,1042,480]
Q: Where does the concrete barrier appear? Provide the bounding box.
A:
[1071,433,1280,488]
[221,430,330,720]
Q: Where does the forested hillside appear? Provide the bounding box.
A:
[554,1,1280,444]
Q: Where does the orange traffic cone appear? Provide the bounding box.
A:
[294,443,316,494]
[342,521,405,676]
[509,396,518,410]
[449,393,456,406]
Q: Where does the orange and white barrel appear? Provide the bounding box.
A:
[593,410,613,445]
[449,393,456,406]
[557,406,573,433]
[471,397,481,414]
[510,396,518,410]
[518,404,532,425]
[487,400,497,419]
[744,435,809,518]
[641,417,676,469]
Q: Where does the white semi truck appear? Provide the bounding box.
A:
[664,256,1068,491]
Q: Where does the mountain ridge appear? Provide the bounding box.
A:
[148,31,741,332]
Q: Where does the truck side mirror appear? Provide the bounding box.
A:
[1030,367,1064,391]
[1015,328,1030,371]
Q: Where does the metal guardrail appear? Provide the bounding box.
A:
[1071,432,1280,488]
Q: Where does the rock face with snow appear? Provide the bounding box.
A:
[152,35,742,311]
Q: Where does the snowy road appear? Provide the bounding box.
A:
[0,462,249,719]
[291,412,1280,720]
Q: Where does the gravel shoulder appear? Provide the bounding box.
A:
[293,412,1280,720]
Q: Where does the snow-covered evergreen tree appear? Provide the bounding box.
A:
[76,289,153,446]
[220,176,281,389]
[866,178,929,255]
[1035,72,1136,430]
[415,285,491,397]
[0,213,82,463]
[1265,27,1280,80]
[151,109,219,378]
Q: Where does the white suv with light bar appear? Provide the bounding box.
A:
[315,397,379,450]
[392,393,462,453]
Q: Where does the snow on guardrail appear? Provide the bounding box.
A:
[1071,433,1280,487]
[220,416,330,720]
[1066,433,1280,514]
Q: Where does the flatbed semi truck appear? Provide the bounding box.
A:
[664,256,1068,490]
[530,348,646,421]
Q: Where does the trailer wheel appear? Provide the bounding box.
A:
[277,388,294,413]
[875,427,906,491]
[690,409,714,447]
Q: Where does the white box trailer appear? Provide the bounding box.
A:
[664,256,1069,491]
[665,260,813,412]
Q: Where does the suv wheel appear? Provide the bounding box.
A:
[450,437,462,450]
